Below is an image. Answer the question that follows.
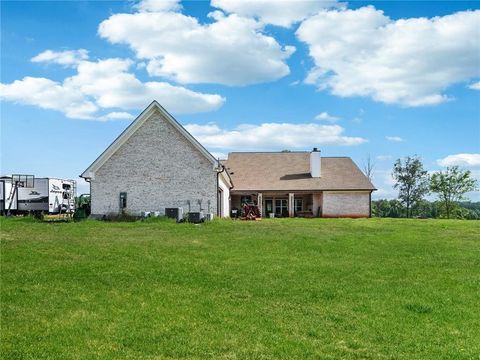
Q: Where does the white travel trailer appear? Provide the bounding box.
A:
[0,176,76,215]
[0,177,17,213]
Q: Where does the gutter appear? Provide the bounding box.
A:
[369,190,372,218]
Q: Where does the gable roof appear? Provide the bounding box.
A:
[80,101,217,179]
[223,152,376,192]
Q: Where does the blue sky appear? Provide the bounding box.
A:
[1,0,479,199]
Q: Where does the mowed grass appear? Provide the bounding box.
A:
[1,217,479,359]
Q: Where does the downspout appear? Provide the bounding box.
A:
[369,191,372,218]
[216,168,220,217]
[215,159,224,217]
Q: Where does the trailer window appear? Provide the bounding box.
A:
[62,184,71,190]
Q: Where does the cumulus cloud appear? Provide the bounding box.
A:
[297,7,480,106]
[314,111,339,122]
[469,81,480,90]
[211,0,341,27]
[1,57,225,119]
[135,0,181,12]
[98,112,135,121]
[98,6,294,85]
[385,136,403,142]
[210,151,228,160]
[65,58,224,112]
[31,49,89,67]
[0,76,98,119]
[184,122,366,150]
[437,153,480,167]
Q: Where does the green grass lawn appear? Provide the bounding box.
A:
[1,217,479,359]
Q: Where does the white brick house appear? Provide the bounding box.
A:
[81,101,232,218]
[223,152,376,218]
[81,101,375,218]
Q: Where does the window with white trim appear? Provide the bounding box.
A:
[275,199,288,216]
[294,198,303,212]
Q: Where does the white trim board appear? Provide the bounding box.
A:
[80,101,218,180]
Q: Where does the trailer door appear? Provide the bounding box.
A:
[4,181,17,211]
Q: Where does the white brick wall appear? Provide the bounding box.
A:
[312,193,322,217]
[218,173,231,217]
[90,109,217,216]
[322,191,370,217]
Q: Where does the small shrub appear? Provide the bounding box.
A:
[103,211,138,222]
[32,211,44,221]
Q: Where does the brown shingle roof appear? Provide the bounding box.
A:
[223,152,376,192]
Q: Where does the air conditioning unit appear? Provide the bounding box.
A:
[188,211,204,224]
[165,207,184,222]
[205,213,214,221]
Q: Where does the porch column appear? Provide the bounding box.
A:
[257,193,263,217]
[288,193,294,217]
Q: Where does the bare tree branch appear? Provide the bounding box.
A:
[363,154,375,182]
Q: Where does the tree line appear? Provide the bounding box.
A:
[369,155,478,219]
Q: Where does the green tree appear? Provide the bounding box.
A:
[392,156,430,218]
[412,199,437,218]
[430,166,478,219]
[371,199,405,218]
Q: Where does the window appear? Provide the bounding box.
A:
[119,192,127,210]
[294,198,303,212]
[275,199,288,216]
[240,195,252,205]
[265,199,273,213]
[62,184,71,190]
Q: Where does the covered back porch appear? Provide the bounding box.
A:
[230,191,323,218]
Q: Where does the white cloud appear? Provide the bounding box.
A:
[210,151,228,160]
[184,122,366,150]
[376,155,392,161]
[135,0,181,12]
[65,58,224,112]
[297,7,480,106]
[31,49,89,67]
[211,0,341,27]
[98,7,294,85]
[371,188,396,200]
[437,153,480,167]
[370,169,396,199]
[1,57,225,119]
[383,170,396,186]
[314,111,339,122]
[386,136,403,142]
[0,76,98,119]
[98,112,135,121]
[469,81,480,90]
